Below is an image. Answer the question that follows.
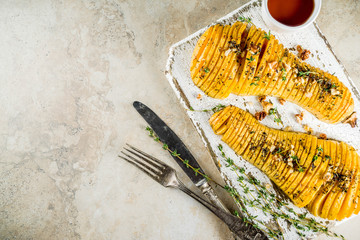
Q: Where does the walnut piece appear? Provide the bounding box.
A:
[268,61,278,70]
[258,95,266,103]
[323,172,332,182]
[303,124,313,134]
[295,111,304,124]
[261,101,274,114]
[255,111,267,121]
[284,126,292,132]
[330,88,340,96]
[282,62,291,72]
[305,91,313,98]
[270,145,276,153]
[249,42,259,55]
[319,133,327,139]
[278,98,286,105]
[297,45,311,61]
[343,112,357,128]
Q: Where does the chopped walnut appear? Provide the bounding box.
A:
[323,172,332,182]
[258,95,267,103]
[284,126,292,131]
[305,91,313,98]
[343,112,357,128]
[297,45,311,61]
[330,88,340,96]
[246,101,254,107]
[240,51,246,58]
[272,154,283,162]
[282,62,291,72]
[319,133,327,139]
[255,111,267,121]
[224,48,231,56]
[197,93,202,99]
[261,101,274,114]
[249,43,259,55]
[303,124,313,134]
[298,77,306,85]
[270,145,276,153]
[268,61,278,70]
[265,183,271,189]
[278,98,286,105]
[295,111,304,124]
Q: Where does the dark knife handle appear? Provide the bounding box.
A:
[177,184,268,240]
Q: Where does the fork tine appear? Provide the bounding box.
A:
[120,151,161,174]
[119,153,160,182]
[123,147,164,173]
[126,143,167,169]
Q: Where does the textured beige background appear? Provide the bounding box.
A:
[0,0,359,240]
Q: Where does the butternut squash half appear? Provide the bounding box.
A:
[210,106,360,220]
[192,22,354,124]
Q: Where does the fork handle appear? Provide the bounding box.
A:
[176,184,268,240]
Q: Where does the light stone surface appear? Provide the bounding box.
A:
[0,0,359,240]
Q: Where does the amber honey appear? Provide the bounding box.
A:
[268,0,314,27]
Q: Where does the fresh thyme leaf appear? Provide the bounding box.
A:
[268,107,283,125]
[254,76,260,81]
[204,67,210,73]
[218,144,223,151]
[263,30,271,40]
[238,16,252,23]
[247,56,255,62]
[146,126,154,136]
[171,150,180,157]
[183,159,189,168]
[297,70,317,77]
[250,82,258,86]
[162,143,168,150]
[325,155,331,160]
[189,106,194,111]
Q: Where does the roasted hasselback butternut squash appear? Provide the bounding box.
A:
[210,106,360,220]
[192,22,354,124]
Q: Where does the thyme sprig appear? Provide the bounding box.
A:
[269,107,283,125]
[297,71,318,77]
[188,104,226,113]
[264,30,271,40]
[239,16,252,23]
[218,144,345,240]
[146,126,213,181]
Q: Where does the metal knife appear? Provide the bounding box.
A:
[133,101,228,211]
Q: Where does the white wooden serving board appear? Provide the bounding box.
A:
[165,0,360,239]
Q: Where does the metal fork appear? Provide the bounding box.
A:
[119,144,268,240]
